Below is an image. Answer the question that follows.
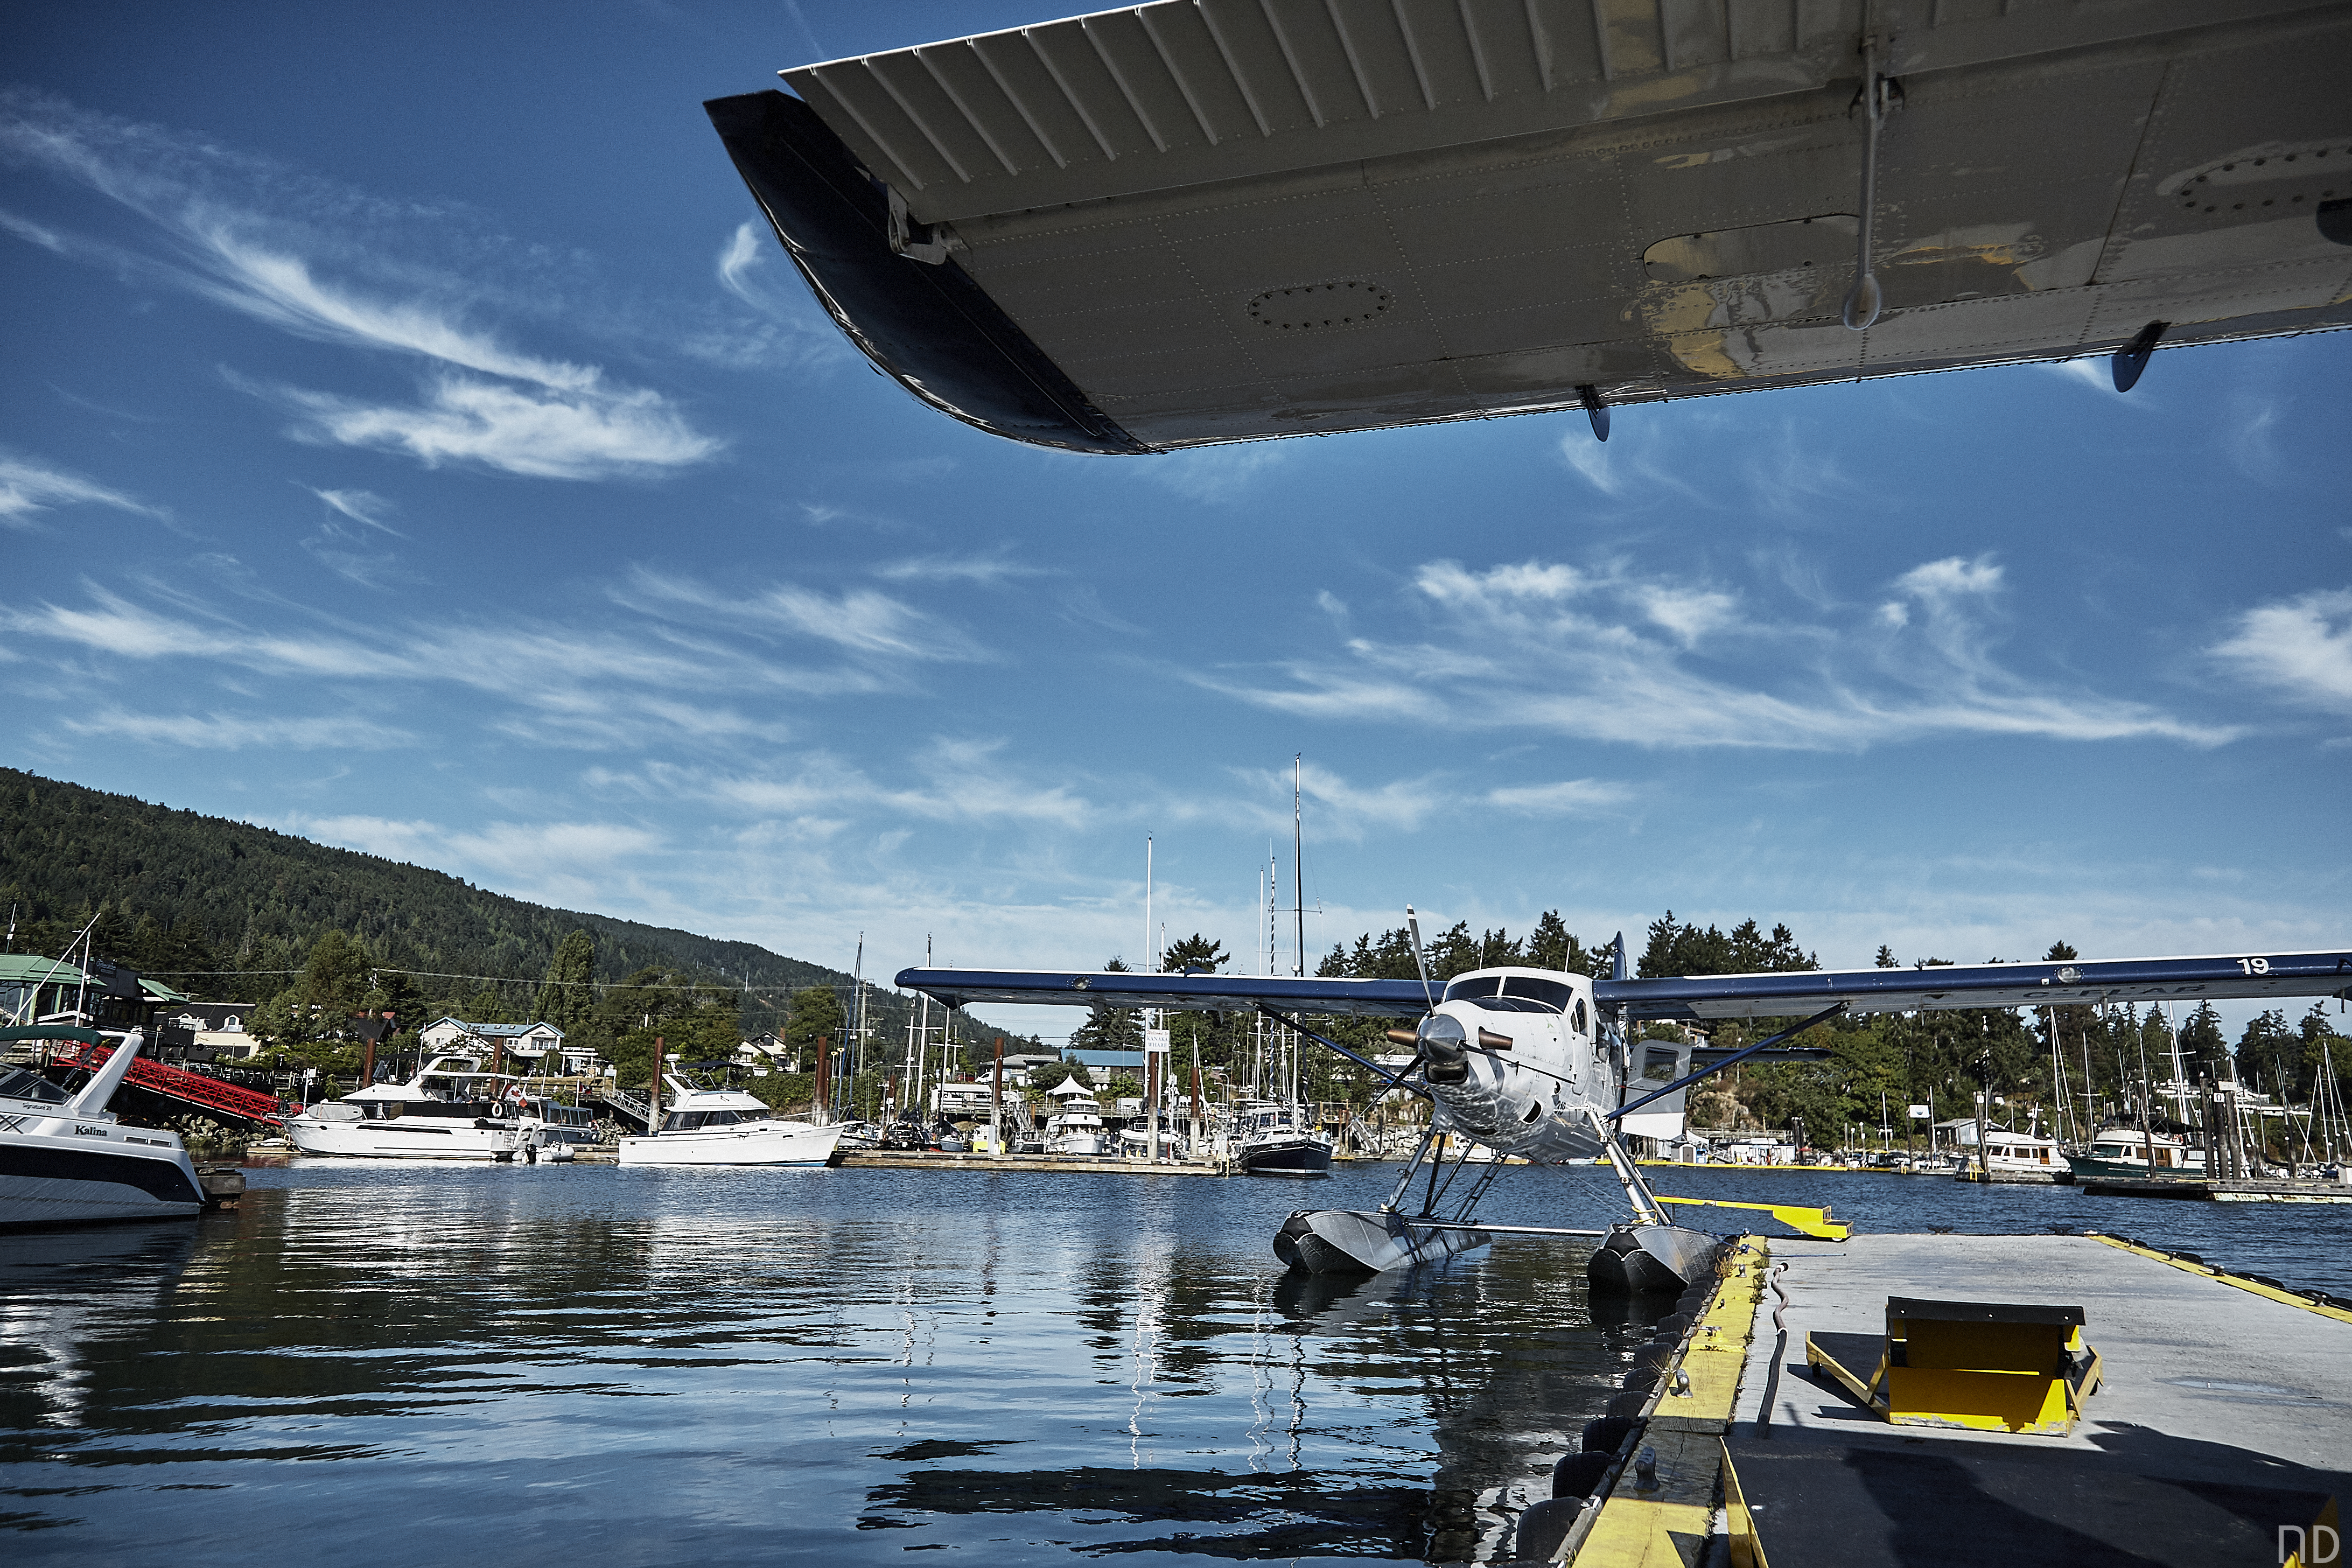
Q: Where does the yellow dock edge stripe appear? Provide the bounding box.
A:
[2085,1233,2352,1325]
[1654,1194,1850,1241]
[1567,1236,1772,1565]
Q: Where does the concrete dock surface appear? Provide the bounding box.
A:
[1722,1233,2349,1567]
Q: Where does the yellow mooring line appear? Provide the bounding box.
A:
[1654,1194,1851,1241]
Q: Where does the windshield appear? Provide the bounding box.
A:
[0,1068,68,1104]
[1442,975,1574,1013]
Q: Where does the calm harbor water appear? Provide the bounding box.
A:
[4,1158,2346,1564]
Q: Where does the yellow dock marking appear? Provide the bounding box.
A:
[1571,1238,1772,1563]
[2085,1234,2352,1325]
[1654,1194,1850,1241]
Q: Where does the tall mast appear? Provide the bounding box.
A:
[851,931,865,1110]
[1292,754,1305,978]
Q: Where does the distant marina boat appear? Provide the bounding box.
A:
[1,1027,212,1228]
[615,1062,842,1167]
[284,1053,530,1161]
[2066,1128,2208,1184]
[1042,1077,1108,1156]
[1235,1101,1332,1178]
[1954,1125,2066,1182]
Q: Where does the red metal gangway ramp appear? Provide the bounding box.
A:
[52,1040,285,1128]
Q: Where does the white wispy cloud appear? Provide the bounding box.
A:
[302,486,401,535]
[61,708,414,750]
[0,451,165,530]
[603,742,1097,831]
[295,484,413,589]
[1486,779,1634,815]
[272,374,718,481]
[1146,443,1287,503]
[1555,417,1709,505]
[0,575,945,750]
[279,813,663,901]
[0,88,721,480]
[2212,588,2352,716]
[872,550,1053,586]
[620,566,990,663]
[1203,554,2235,751]
[691,219,847,370]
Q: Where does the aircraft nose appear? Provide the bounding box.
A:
[1419,1014,1469,1083]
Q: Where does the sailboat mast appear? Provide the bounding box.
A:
[1292,754,1305,978]
[851,932,865,1091]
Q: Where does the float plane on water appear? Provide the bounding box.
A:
[707,0,2351,454]
[897,934,2352,1291]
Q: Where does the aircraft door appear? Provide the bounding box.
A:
[1616,1036,1695,1140]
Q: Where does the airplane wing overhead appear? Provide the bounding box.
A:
[712,0,2352,452]
[1594,949,2352,1021]
[895,968,1429,1016]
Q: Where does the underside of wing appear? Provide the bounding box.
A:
[1595,949,2352,1021]
[894,967,1429,1016]
[716,0,2352,453]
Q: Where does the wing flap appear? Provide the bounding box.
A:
[1595,950,2352,1021]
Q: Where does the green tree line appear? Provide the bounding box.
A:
[0,767,983,1060]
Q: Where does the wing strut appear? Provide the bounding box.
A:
[1257,1004,1431,1100]
[1607,1003,1849,1123]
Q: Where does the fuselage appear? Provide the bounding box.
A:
[1420,968,1608,1163]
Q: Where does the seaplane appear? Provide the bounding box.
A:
[898,928,2352,1291]
[706,0,2350,454]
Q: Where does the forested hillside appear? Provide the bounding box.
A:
[0,768,979,1052]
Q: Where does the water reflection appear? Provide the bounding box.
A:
[3,1165,1658,1565]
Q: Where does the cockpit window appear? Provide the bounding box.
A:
[1572,997,1589,1034]
[1502,976,1576,1012]
[1440,976,1499,1001]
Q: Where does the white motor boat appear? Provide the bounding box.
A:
[1043,1087,1107,1156]
[616,1066,843,1167]
[1,1027,210,1228]
[284,1053,527,1160]
[2067,1128,2208,1182]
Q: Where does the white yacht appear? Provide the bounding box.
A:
[283,1053,528,1160]
[1042,1081,1107,1156]
[615,1066,843,1167]
[1,1027,210,1228]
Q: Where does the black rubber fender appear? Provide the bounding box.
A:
[1514,1498,1582,1563]
[1551,1451,1613,1499]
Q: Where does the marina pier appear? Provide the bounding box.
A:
[1546,1231,2349,1566]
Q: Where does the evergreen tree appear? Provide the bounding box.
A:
[1068,956,1143,1054]
[534,929,598,1037]
[2179,1002,2227,1079]
[785,985,846,1068]
[2235,1009,2298,1096]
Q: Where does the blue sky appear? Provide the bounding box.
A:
[4,1,2347,1047]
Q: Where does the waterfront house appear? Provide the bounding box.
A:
[418,1018,586,1074]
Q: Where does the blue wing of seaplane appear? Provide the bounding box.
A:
[897,946,2351,1288]
[708,0,2351,454]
